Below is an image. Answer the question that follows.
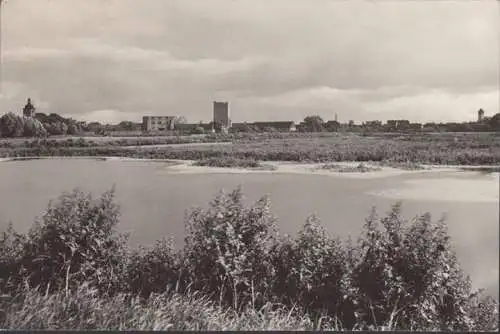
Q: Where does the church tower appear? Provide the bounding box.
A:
[23,98,36,118]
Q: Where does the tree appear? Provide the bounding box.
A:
[263,126,278,133]
[116,121,135,132]
[23,117,47,137]
[303,115,325,132]
[192,126,205,134]
[0,112,24,138]
[175,116,188,125]
[66,120,81,135]
[488,113,500,131]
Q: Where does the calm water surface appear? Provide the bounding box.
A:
[0,158,498,296]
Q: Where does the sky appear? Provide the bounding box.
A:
[0,0,499,124]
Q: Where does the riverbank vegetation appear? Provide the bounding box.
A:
[193,157,276,170]
[317,163,383,173]
[0,187,497,330]
[1,132,499,166]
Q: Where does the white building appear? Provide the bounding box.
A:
[142,116,176,132]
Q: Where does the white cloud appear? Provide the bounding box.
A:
[366,89,499,123]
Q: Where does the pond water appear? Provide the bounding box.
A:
[0,158,498,296]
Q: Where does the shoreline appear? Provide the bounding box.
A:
[1,156,498,179]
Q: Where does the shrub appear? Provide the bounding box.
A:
[183,186,278,310]
[345,204,481,330]
[270,216,347,324]
[0,188,129,295]
[0,224,28,294]
[124,237,182,298]
[318,163,382,173]
[193,157,265,169]
[0,187,498,330]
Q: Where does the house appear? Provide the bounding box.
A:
[230,122,259,133]
[324,120,341,132]
[409,123,423,132]
[252,121,296,132]
[174,123,214,134]
[361,120,382,130]
[386,120,411,131]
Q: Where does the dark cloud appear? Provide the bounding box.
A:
[1,0,498,123]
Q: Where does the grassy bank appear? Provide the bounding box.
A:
[0,134,232,149]
[0,187,498,330]
[1,132,499,166]
[1,286,316,331]
[193,157,277,170]
[317,163,383,173]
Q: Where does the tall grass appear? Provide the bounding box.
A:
[1,284,317,330]
[1,187,498,330]
[1,132,499,165]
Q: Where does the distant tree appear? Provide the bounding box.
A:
[116,121,135,132]
[45,122,64,135]
[0,112,24,137]
[34,113,49,124]
[66,120,80,135]
[34,112,82,136]
[0,112,47,138]
[47,113,66,124]
[488,113,500,131]
[175,116,188,125]
[238,123,258,133]
[192,126,205,134]
[303,115,325,132]
[87,122,104,133]
[23,117,47,137]
[325,120,341,132]
[263,126,278,133]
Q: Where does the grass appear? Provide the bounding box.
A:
[458,166,500,174]
[1,285,317,331]
[317,162,383,173]
[1,132,499,166]
[192,157,277,170]
[0,134,231,149]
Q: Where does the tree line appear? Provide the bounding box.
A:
[0,112,84,138]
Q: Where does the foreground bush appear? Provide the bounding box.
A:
[0,187,498,331]
[183,187,278,310]
[0,188,128,295]
[346,206,479,330]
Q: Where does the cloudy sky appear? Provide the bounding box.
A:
[1,0,498,124]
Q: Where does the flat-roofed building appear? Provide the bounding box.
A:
[213,101,231,132]
[142,116,176,132]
